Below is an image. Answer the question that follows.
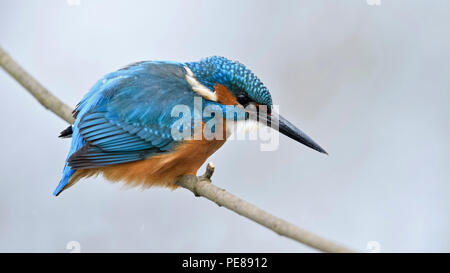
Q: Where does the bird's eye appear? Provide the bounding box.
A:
[236,93,251,106]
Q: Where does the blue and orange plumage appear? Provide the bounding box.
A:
[55,56,327,196]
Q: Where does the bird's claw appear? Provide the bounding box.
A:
[194,163,215,196]
[176,162,215,197]
[199,162,215,182]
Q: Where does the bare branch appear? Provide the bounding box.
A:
[177,168,354,253]
[0,46,74,124]
[0,46,355,253]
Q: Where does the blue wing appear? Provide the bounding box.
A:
[54,61,200,195]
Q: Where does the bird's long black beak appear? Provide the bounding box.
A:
[249,108,328,154]
[274,113,328,154]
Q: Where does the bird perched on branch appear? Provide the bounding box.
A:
[54,56,327,196]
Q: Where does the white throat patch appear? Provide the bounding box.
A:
[184,66,217,101]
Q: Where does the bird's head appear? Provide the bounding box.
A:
[186,56,327,154]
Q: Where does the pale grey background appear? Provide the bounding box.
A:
[0,0,449,252]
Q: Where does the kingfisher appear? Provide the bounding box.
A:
[54,56,327,196]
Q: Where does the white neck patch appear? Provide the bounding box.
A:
[184,66,217,101]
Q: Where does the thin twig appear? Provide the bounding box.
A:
[0,46,355,253]
[177,164,354,253]
[0,46,74,124]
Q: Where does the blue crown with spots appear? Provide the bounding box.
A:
[186,56,273,108]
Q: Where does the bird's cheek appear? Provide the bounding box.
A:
[214,84,239,105]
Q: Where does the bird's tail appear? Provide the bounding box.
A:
[54,125,85,196]
[53,164,75,196]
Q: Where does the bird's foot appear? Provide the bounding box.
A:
[176,162,215,197]
[199,162,215,182]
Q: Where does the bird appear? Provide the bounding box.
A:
[54,56,327,196]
